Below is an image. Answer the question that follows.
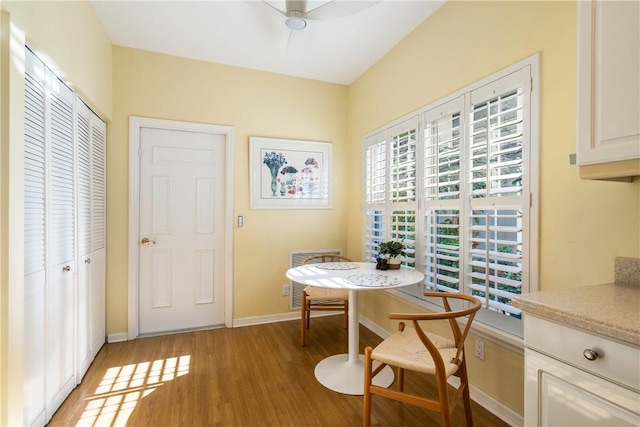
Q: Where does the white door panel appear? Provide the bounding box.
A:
[139,128,225,334]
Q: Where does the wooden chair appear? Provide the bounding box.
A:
[300,254,352,346]
[363,291,482,427]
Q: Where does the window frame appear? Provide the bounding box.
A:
[362,54,539,340]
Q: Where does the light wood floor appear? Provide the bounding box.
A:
[49,316,511,427]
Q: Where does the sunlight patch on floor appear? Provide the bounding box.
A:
[76,355,191,426]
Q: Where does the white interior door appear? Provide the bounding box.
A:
[138,127,226,334]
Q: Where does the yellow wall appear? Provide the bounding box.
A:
[108,47,349,333]
[347,0,640,416]
[2,0,112,119]
[2,0,639,421]
[0,1,112,423]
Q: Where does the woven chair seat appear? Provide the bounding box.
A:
[371,327,459,377]
[303,285,348,301]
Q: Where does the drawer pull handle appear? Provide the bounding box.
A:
[583,349,598,361]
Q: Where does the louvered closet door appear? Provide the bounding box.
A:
[76,98,92,380]
[90,113,106,356]
[24,49,47,427]
[46,68,76,419]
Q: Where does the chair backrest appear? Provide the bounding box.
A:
[389,292,481,366]
[301,254,352,265]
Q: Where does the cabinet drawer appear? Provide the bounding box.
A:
[524,315,639,391]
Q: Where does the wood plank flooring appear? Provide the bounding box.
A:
[49,316,511,426]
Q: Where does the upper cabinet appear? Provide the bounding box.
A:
[577,0,640,180]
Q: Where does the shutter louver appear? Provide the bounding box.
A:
[364,210,385,262]
[470,89,524,199]
[365,140,386,204]
[468,209,523,317]
[390,210,416,268]
[49,74,75,266]
[24,58,47,276]
[424,111,461,201]
[390,129,417,203]
[423,209,461,293]
[91,120,106,250]
[77,105,91,257]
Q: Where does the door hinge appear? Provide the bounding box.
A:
[138,147,142,157]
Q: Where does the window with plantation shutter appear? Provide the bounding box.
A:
[363,57,538,338]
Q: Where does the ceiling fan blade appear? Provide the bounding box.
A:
[304,0,379,21]
[260,0,287,17]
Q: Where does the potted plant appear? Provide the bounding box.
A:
[379,240,404,270]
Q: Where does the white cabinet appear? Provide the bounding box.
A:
[524,315,640,426]
[24,48,106,426]
[75,98,106,380]
[577,0,640,168]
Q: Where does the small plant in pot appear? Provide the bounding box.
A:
[379,240,404,270]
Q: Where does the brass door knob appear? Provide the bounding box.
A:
[141,237,156,245]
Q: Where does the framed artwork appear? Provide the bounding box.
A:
[249,137,332,209]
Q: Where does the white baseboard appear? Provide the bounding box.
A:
[359,314,523,427]
[232,310,341,328]
[107,332,128,343]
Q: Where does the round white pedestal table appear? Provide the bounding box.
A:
[286,262,425,395]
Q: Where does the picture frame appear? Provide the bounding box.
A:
[249,137,332,209]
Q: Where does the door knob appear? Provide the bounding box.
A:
[62,265,71,272]
[141,237,156,245]
[85,258,92,264]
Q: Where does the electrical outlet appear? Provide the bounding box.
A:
[474,339,485,360]
[282,284,290,296]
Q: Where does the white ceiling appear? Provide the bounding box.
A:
[91,0,444,85]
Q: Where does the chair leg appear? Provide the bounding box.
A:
[363,346,373,427]
[436,371,452,427]
[398,367,405,391]
[300,292,307,346]
[458,359,474,427]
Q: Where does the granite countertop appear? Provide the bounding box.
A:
[512,257,640,347]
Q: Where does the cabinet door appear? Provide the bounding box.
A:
[24,48,47,427]
[525,349,640,427]
[90,114,106,356]
[45,69,76,421]
[76,98,92,380]
[577,0,640,165]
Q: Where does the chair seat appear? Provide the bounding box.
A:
[371,327,460,377]
[303,285,348,301]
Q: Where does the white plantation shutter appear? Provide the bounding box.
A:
[365,132,386,205]
[364,59,537,337]
[24,53,47,276]
[390,210,416,267]
[364,131,387,262]
[390,118,418,203]
[423,209,461,293]
[468,209,523,316]
[364,210,385,262]
[422,97,464,295]
[49,73,75,266]
[467,68,530,326]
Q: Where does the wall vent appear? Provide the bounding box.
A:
[289,249,342,310]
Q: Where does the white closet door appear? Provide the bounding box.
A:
[24,49,47,427]
[76,98,92,380]
[90,112,106,356]
[45,68,76,420]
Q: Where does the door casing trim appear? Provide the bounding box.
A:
[128,116,234,339]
